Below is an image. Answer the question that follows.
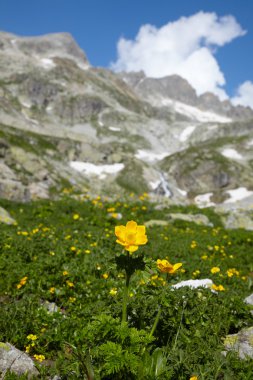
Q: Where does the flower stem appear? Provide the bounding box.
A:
[149,305,162,337]
[122,271,130,324]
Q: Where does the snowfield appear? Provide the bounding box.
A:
[224,187,253,203]
[70,161,124,179]
[135,150,169,162]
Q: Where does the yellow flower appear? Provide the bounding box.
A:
[102,273,109,279]
[27,334,37,341]
[66,281,74,287]
[17,276,28,289]
[62,271,69,276]
[109,288,118,296]
[227,268,239,277]
[190,376,198,380]
[211,267,220,274]
[190,240,197,249]
[25,345,30,353]
[212,284,225,291]
[49,287,55,294]
[73,213,80,220]
[115,220,148,252]
[34,354,45,362]
[157,259,182,274]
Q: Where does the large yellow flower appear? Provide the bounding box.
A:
[115,220,148,252]
[157,259,182,274]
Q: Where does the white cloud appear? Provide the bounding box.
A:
[111,12,246,99]
[231,81,253,108]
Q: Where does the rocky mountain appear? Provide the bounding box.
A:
[0,31,253,215]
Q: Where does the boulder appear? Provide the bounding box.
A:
[167,213,213,226]
[0,179,30,202]
[144,220,169,227]
[220,211,253,230]
[223,327,253,359]
[0,206,16,225]
[0,342,39,377]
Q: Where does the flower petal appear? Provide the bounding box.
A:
[115,225,126,243]
[173,263,183,272]
[126,221,137,232]
[126,244,139,253]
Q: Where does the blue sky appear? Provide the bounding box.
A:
[1,0,253,106]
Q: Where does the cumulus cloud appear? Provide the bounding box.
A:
[231,81,253,108]
[111,12,246,99]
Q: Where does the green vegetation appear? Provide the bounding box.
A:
[0,124,58,153]
[0,195,253,379]
[117,160,149,195]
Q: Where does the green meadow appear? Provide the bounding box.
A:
[1,193,253,379]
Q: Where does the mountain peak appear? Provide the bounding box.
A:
[0,31,89,65]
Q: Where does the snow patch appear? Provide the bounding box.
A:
[195,193,215,208]
[172,279,214,290]
[224,187,253,203]
[76,62,90,71]
[247,139,253,146]
[177,188,187,196]
[135,150,169,162]
[179,125,196,142]
[70,161,124,179]
[39,58,56,69]
[221,148,243,160]
[109,126,121,132]
[159,98,232,123]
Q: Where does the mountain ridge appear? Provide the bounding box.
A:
[0,31,253,219]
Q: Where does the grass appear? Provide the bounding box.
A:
[0,194,253,379]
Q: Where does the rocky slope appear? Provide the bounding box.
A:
[0,31,253,215]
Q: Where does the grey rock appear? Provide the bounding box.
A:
[244,294,253,306]
[221,211,253,231]
[167,213,213,226]
[224,327,253,359]
[0,180,30,202]
[0,163,17,181]
[28,182,50,200]
[0,342,39,377]
[41,301,60,314]
[145,220,169,227]
[0,138,9,157]
[54,94,108,124]
[0,206,16,225]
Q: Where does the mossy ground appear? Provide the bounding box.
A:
[0,194,253,379]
